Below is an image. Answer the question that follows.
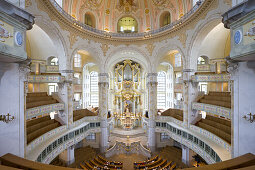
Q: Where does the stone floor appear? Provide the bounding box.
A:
[107,153,147,170]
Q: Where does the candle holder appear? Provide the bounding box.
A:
[243,113,255,123]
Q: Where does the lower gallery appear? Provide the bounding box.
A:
[0,0,255,169]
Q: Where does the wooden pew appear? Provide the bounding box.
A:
[160,161,172,170]
[84,161,94,170]
[80,163,89,170]
[148,159,167,170]
[0,153,78,170]
[170,163,176,170]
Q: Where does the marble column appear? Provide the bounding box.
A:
[57,70,73,127]
[147,73,157,152]
[182,145,193,166]
[183,69,199,127]
[59,146,75,166]
[98,73,109,153]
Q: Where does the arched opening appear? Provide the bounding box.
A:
[160,11,171,27]
[117,16,138,33]
[47,56,59,66]
[84,12,96,28]
[157,63,174,111]
[197,56,209,65]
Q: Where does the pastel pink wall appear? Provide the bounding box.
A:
[63,0,193,32]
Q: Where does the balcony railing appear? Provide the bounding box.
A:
[49,0,205,38]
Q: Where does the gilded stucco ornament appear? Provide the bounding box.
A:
[68,32,78,49]
[177,31,187,48]
[116,0,138,13]
[223,0,232,5]
[87,0,103,9]
[25,0,32,8]
[101,43,110,56]
[152,0,169,8]
[146,43,155,56]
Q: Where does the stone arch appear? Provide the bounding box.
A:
[187,15,224,70]
[154,43,186,69]
[33,17,68,70]
[69,44,102,70]
[104,46,151,73]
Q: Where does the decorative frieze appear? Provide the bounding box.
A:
[26,103,65,120]
[197,64,211,72]
[28,75,65,83]
[191,74,230,82]
[192,102,231,119]
[46,65,59,73]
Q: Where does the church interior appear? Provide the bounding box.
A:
[1,0,255,169]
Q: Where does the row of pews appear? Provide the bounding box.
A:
[196,115,231,144]
[160,108,183,121]
[198,91,231,108]
[26,92,59,109]
[1,153,255,170]
[134,155,176,170]
[73,109,97,121]
[26,115,61,144]
[80,155,123,170]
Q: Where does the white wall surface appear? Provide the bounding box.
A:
[232,62,255,157]
[26,25,58,60]
[0,63,25,157]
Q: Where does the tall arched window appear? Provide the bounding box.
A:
[175,53,182,67]
[157,71,166,109]
[83,65,90,108]
[74,53,81,68]
[197,56,209,65]
[160,11,171,27]
[166,65,174,108]
[84,12,95,28]
[90,71,98,107]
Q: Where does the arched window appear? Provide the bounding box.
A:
[83,65,90,108]
[117,16,138,33]
[74,53,81,68]
[160,11,171,27]
[175,53,182,67]
[84,12,95,28]
[197,56,209,65]
[157,71,166,109]
[165,66,174,108]
[90,71,98,107]
[47,56,58,66]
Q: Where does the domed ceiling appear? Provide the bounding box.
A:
[62,0,193,32]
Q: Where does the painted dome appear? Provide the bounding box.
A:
[62,0,193,33]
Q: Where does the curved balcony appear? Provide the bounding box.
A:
[155,122,231,164]
[26,119,101,164]
[41,0,208,41]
